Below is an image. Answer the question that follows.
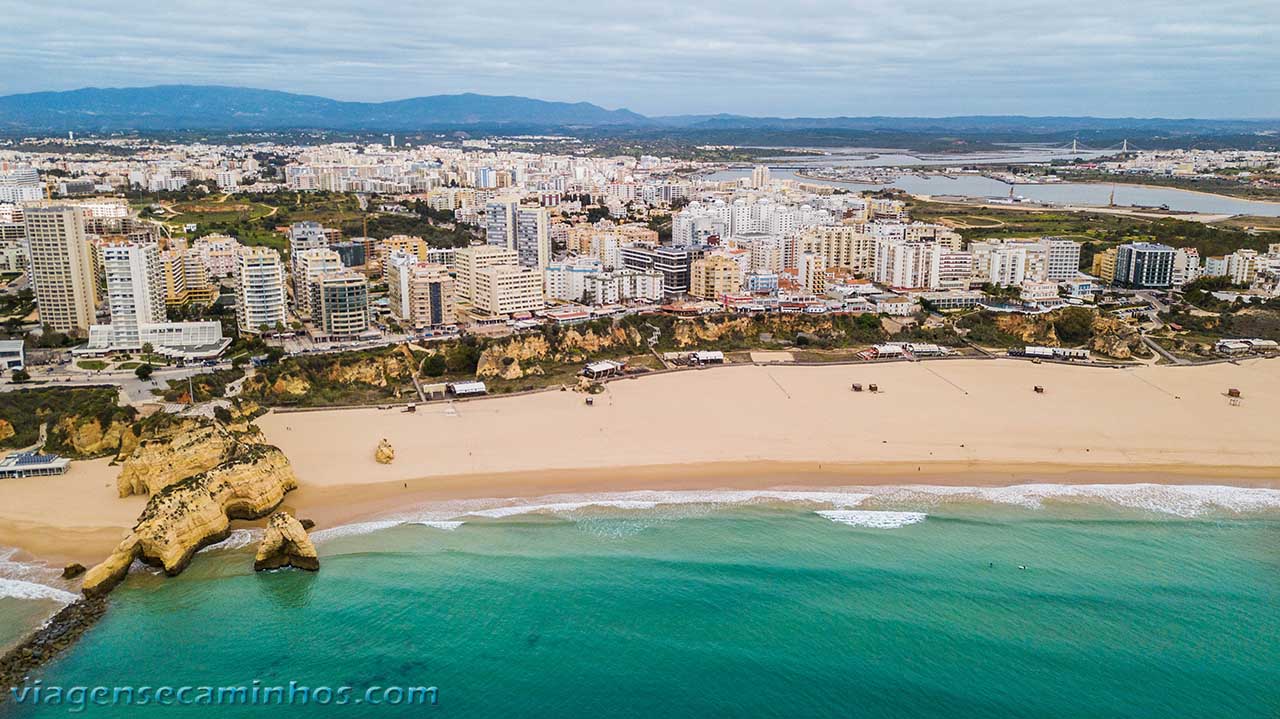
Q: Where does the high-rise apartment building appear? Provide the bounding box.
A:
[621,245,695,299]
[484,198,519,248]
[24,205,97,335]
[310,272,370,338]
[292,248,344,317]
[96,242,165,348]
[386,251,455,329]
[515,207,551,270]
[235,247,287,333]
[193,234,240,277]
[799,226,877,275]
[454,245,519,304]
[689,255,743,300]
[472,265,545,316]
[1041,238,1082,281]
[1114,242,1175,289]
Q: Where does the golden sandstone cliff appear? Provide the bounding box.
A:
[53,415,139,458]
[254,511,319,571]
[115,420,239,497]
[82,417,300,596]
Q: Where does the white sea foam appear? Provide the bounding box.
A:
[464,500,662,519]
[300,482,1280,546]
[868,484,1280,518]
[409,521,465,531]
[816,510,928,529]
[309,520,404,544]
[199,529,263,553]
[458,489,875,520]
[0,577,79,604]
[0,547,78,606]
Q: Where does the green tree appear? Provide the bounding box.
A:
[135,363,154,380]
[10,369,29,382]
[422,354,447,377]
[1053,308,1095,345]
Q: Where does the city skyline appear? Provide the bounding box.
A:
[3,0,1279,118]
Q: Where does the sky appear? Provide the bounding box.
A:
[2,0,1279,118]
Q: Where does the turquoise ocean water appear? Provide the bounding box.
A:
[2,490,1279,718]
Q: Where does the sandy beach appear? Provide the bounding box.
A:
[0,458,144,565]
[2,358,1278,564]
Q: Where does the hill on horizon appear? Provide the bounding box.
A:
[0,85,1277,136]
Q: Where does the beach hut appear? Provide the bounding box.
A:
[869,384,879,393]
[585,397,595,406]
[851,383,863,392]
[1034,385,1045,394]
[1227,388,1242,398]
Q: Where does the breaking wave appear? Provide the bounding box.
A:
[293,483,1280,546]
[816,510,928,529]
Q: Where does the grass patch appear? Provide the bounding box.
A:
[76,360,108,371]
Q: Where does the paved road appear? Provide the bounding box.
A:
[1,364,228,405]
[1141,334,1189,365]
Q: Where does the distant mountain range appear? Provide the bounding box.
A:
[0,85,1277,136]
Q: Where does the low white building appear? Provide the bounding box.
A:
[0,339,24,370]
[83,320,229,359]
[874,294,918,316]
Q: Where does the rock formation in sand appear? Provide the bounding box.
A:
[82,442,298,596]
[116,420,239,497]
[254,511,319,571]
[375,437,395,464]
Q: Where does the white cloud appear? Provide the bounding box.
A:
[0,0,1277,116]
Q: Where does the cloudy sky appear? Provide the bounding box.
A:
[3,0,1278,117]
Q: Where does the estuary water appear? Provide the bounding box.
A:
[3,486,1278,718]
[708,167,1280,217]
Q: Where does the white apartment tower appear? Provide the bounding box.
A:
[293,248,344,318]
[236,247,287,333]
[98,242,165,348]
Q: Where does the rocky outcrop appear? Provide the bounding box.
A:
[61,563,86,579]
[254,512,319,571]
[476,335,552,378]
[375,438,395,464]
[52,416,138,458]
[82,443,298,596]
[673,317,756,347]
[240,351,414,404]
[271,375,311,396]
[0,419,13,443]
[324,354,411,386]
[994,314,1060,346]
[1090,314,1145,360]
[475,326,644,379]
[115,421,239,497]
